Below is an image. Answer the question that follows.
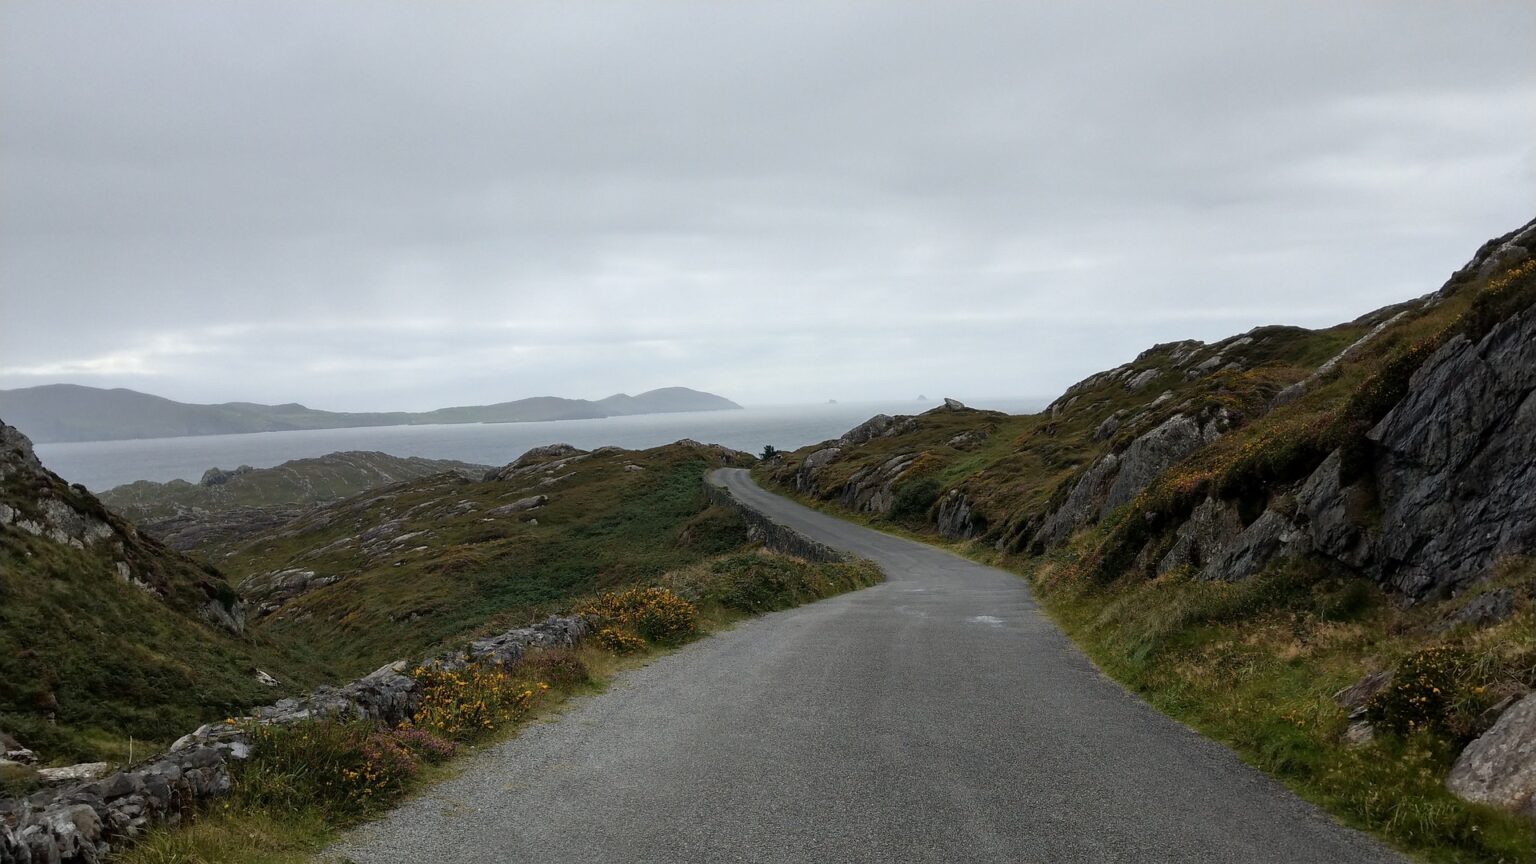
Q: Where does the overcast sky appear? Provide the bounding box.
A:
[1,2,1532,411]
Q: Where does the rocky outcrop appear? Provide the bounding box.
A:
[0,615,589,864]
[839,454,919,515]
[787,446,842,497]
[839,415,905,445]
[487,495,548,517]
[1031,408,1234,552]
[239,567,343,618]
[0,418,249,635]
[1361,299,1536,597]
[937,490,977,540]
[482,444,588,482]
[1185,294,1536,594]
[1448,691,1536,821]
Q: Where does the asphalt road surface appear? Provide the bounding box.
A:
[333,468,1405,863]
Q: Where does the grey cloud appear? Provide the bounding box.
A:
[2,1,1532,408]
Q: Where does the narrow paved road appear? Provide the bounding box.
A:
[335,469,1404,863]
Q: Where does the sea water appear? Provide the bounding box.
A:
[34,399,1042,491]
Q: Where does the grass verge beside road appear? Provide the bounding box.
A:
[115,550,881,864]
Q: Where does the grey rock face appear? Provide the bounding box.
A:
[35,763,110,786]
[840,414,898,445]
[1157,496,1244,575]
[839,454,918,515]
[1198,510,1303,583]
[1364,302,1536,597]
[1448,691,1536,821]
[1103,413,1225,515]
[943,397,966,410]
[0,421,41,481]
[1033,409,1235,553]
[936,490,976,540]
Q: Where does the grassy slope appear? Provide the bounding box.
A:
[225,442,755,678]
[759,256,1536,862]
[0,465,328,771]
[99,452,490,523]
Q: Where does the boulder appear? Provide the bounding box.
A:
[1448,691,1536,821]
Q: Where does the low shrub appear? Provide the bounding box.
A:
[888,478,941,523]
[576,587,697,644]
[408,661,547,740]
[594,627,646,654]
[234,720,451,821]
[1365,646,1490,741]
[520,647,590,687]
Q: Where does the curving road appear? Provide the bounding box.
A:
[334,468,1404,863]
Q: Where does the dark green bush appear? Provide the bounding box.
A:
[1365,646,1489,741]
[888,478,941,523]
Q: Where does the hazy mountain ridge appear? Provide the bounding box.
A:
[0,385,743,444]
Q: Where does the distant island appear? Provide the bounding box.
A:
[0,383,743,443]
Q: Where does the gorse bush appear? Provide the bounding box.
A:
[1365,646,1490,741]
[407,661,547,740]
[576,587,697,643]
[594,627,646,654]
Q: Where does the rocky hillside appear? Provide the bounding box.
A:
[770,217,1536,601]
[0,421,319,767]
[100,451,489,552]
[220,440,754,677]
[763,216,1536,841]
[0,384,741,443]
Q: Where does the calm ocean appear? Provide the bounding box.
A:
[34,399,1042,491]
